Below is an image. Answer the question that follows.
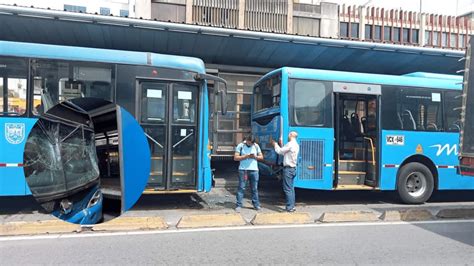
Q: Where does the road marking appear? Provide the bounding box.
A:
[1,219,473,242]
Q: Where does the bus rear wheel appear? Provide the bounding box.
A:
[397,162,434,204]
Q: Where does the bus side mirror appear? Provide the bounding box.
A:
[194,73,228,115]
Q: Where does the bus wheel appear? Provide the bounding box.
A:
[397,162,434,204]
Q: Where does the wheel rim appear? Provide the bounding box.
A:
[405,171,427,198]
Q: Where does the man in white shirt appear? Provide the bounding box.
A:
[271,131,300,212]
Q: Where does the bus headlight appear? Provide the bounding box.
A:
[87,189,102,209]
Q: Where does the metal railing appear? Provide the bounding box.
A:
[192,0,239,28]
[244,0,288,33]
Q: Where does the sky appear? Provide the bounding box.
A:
[331,0,473,16]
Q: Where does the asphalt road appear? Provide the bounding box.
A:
[1,220,473,265]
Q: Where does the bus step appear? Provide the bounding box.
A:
[338,160,368,172]
[338,171,366,185]
[335,184,374,190]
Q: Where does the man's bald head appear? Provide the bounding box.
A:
[288,131,298,141]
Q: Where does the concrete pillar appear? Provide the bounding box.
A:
[186,0,193,24]
[135,0,151,19]
[319,2,339,38]
[287,0,293,34]
[359,6,365,40]
[238,0,245,29]
[420,14,426,46]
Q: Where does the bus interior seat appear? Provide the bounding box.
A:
[342,114,355,141]
[350,113,362,135]
[426,122,438,131]
[361,116,367,133]
[402,110,416,130]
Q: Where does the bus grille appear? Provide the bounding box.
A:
[298,139,324,180]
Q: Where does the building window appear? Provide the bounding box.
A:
[383,26,391,41]
[393,27,401,42]
[450,33,457,48]
[424,30,431,45]
[351,23,359,38]
[100,7,110,16]
[120,10,129,17]
[459,34,465,48]
[365,25,372,39]
[374,25,382,40]
[403,28,409,43]
[64,5,86,13]
[340,22,349,38]
[441,32,448,47]
[433,31,439,46]
[411,29,419,43]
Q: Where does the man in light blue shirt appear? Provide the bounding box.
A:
[234,134,263,212]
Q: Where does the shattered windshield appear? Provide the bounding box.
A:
[24,117,99,199]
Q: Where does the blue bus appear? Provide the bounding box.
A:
[0,40,227,198]
[252,67,474,204]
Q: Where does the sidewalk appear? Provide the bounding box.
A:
[1,183,474,236]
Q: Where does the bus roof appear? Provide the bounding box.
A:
[0,40,205,74]
[257,67,462,90]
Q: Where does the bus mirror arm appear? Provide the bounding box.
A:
[194,73,228,115]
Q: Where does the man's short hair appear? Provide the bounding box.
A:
[290,131,298,138]
[244,134,256,143]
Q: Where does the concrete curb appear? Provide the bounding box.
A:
[319,211,380,223]
[0,220,80,236]
[176,213,246,229]
[92,217,168,231]
[251,212,312,225]
[381,209,435,222]
[1,208,473,236]
[436,208,474,219]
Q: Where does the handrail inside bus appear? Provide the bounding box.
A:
[363,137,376,166]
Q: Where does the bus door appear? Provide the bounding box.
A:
[138,80,199,191]
[333,82,381,189]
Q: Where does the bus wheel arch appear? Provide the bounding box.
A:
[396,155,437,204]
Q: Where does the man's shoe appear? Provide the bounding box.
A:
[254,206,262,211]
[287,208,296,213]
[235,207,241,213]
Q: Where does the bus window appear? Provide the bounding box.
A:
[254,75,281,112]
[141,83,167,123]
[32,60,113,115]
[289,79,332,127]
[382,86,443,132]
[0,57,28,116]
[173,85,196,123]
[444,90,462,132]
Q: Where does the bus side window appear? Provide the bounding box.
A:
[0,57,28,116]
[445,90,462,132]
[32,61,114,116]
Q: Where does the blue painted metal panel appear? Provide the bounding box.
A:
[252,115,282,176]
[0,40,205,74]
[119,107,151,211]
[380,130,474,190]
[52,185,103,225]
[0,117,37,195]
[290,127,334,190]
[202,84,212,192]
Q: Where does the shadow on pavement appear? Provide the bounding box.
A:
[0,196,44,215]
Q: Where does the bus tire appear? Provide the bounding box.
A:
[396,162,434,204]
